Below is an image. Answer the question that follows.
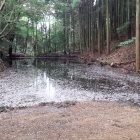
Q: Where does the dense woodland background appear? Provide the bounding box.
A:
[0,0,140,71]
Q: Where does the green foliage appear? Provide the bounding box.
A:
[118,37,136,46]
[72,0,79,8]
[116,22,130,33]
[0,0,21,38]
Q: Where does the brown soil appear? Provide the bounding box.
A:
[0,59,5,72]
[0,101,140,140]
[78,42,136,73]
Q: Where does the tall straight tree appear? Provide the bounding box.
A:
[98,0,101,55]
[106,0,110,54]
[63,9,66,54]
[136,0,140,71]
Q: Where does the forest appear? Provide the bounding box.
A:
[1,1,140,139]
[0,0,140,71]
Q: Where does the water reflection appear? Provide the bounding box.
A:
[40,72,56,100]
[0,58,140,107]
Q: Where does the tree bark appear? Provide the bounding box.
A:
[8,33,15,57]
[9,46,12,57]
[106,0,110,54]
[136,0,140,71]
[98,1,101,55]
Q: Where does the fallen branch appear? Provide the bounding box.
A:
[110,60,135,67]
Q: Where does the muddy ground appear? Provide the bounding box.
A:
[0,101,140,140]
[0,43,140,140]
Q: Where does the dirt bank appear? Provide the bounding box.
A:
[78,42,137,73]
[0,101,140,140]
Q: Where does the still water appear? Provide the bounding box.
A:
[0,59,140,107]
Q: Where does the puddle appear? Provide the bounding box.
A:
[0,59,140,107]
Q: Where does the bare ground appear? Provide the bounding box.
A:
[0,42,140,140]
[78,42,136,73]
[0,101,140,140]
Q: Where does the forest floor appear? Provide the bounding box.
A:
[78,42,136,74]
[0,42,140,140]
[0,101,140,140]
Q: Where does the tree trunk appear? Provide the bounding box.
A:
[106,0,110,54]
[9,46,12,57]
[24,18,29,54]
[54,22,57,52]
[136,0,140,71]
[8,33,15,57]
[98,0,101,55]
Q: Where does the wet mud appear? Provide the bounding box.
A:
[0,59,140,107]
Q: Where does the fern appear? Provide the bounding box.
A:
[118,37,136,46]
[116,22,130,33]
